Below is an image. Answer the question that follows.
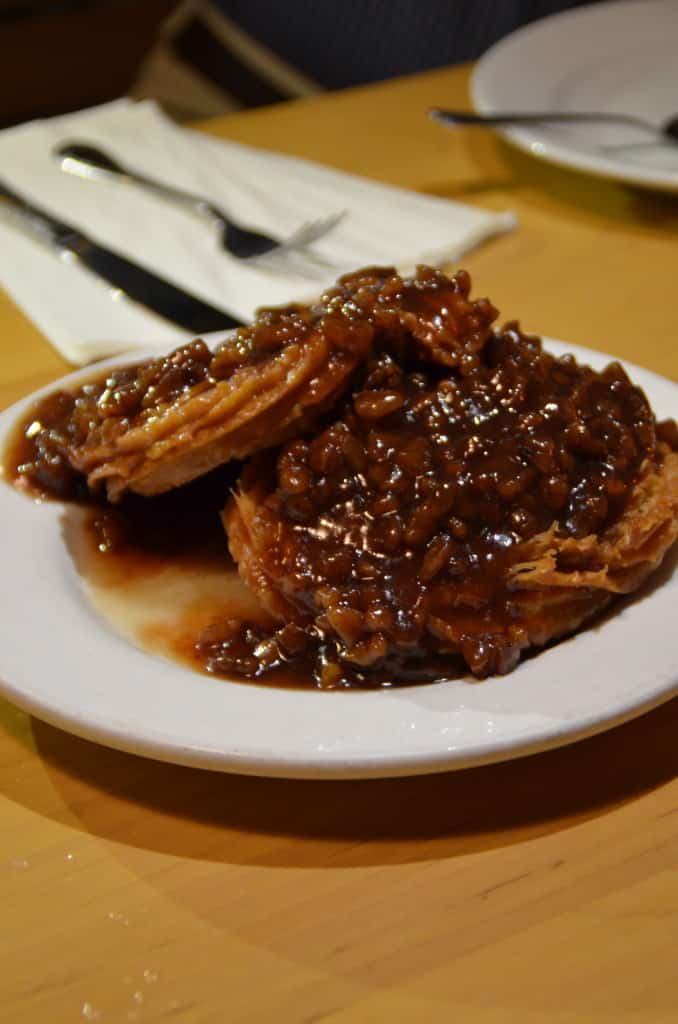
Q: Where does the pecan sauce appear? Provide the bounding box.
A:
[5,267,677,686]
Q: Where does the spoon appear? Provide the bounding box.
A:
[429,108,678,144]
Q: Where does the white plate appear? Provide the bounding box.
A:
[0,340,676,779]
[472,0,678,192]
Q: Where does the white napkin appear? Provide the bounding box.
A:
[0,99,516,365]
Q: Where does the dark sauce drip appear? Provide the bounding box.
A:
[87,465,238,565]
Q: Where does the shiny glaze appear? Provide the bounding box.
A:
[223,315,670,679]
[4,265,676,686]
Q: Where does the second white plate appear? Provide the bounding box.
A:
[472,0,678,192]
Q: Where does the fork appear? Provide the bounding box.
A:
[428,109,678,144]
[53,142,344,266]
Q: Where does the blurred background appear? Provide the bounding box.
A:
[0,0,595,126]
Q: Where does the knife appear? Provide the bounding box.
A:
[0,178,243,334]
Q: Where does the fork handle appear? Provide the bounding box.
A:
[110,167,225,224]
[429,108,655,133]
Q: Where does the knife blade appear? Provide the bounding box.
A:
[0,178,243,335]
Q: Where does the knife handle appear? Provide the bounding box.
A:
[0,178,84,249]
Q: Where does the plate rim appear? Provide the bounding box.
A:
[0,340,676,779]
[471,0,678,192]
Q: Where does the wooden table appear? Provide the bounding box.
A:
[2,64,677,1024]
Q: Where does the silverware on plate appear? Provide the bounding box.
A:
[429,108,678,144]
[0,177,243,334]
[54,143,344,266]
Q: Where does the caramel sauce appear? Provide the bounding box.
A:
[3,265,676,686]
[229,329,668,678]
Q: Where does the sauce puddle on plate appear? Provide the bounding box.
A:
[7,405,431,691]
[58,465,290,683]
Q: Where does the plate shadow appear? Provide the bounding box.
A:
[14,692,678,869]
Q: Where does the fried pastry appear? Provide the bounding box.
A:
[9,265,677,683]
[16,266,494,502]
[221,326,678,680]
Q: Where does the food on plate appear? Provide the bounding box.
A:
[14,313,368,504]
[6,266,678,684]
[12,266,495,503]
[221,332,678,680]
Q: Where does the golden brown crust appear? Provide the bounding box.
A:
[69,266,498,501]
[224,484,305,623]
[73,333,365,500]
[411,451,678,669]
[508,448,678,595]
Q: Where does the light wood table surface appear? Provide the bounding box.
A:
[1,64,677,1024]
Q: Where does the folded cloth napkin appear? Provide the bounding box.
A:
[0,99,515,365]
